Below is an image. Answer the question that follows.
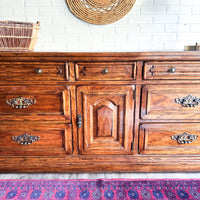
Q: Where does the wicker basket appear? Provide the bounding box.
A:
[0,21,40,52]
[66,0,136,25]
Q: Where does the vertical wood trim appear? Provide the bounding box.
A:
[62,86,71,119]
[140,85,147,119]
[64,125,72,154]
[65,63,69,81]
[76,86,86,154]
[136,61,143,81]
[133,84,142,154]
[124,86,134,153]
[76,86,84,154]
[146,90,151,115]
[83,91,88,150]
[62,89,67,117]
[70,85,78,155]
[75,63,79,80]
[144,128,149,152]
[133,62,137,79]
[89,104,94,144]
[143,62,148,80]
[68,62,75,81]
[138,125,144,154]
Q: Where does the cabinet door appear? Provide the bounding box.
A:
[77,85,135,155]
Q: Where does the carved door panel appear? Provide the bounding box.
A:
[77,85,135,154]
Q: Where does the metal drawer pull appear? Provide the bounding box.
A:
[6,96,36,109]
[175,95,200,107]
[102,68,109,74]
[171,132,198,144]
[12,133,40,145]
[77,114,82,128]
[169,67,176,73]
[36,67,42,74]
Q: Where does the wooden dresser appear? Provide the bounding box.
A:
[1,52,200,172]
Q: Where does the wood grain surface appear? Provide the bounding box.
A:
[1,52,200,172]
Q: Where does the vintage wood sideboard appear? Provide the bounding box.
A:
[1,52,200,172]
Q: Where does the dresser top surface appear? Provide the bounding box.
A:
[0,51,200,61]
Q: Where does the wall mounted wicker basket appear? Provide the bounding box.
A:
[0,21,40,52]
[66,0,136,25]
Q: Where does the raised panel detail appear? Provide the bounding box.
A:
[139,124,200,154]
[0,85,71,122]
[77,85,135,155]
[141,85,200,120]
[0,124,72,156]
[144,62,200,80]
[95,103,116,137]
[0,62,68,81]
[75,62,136,81]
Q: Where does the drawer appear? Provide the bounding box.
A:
[0,85,71,122]
[0,124,72,156]
[144,62,200,80]
[139,124,200,154]
[0,62,68,81]
[75,62,136,80]
[141,85,200,120]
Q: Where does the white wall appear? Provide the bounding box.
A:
[0,0,200,52]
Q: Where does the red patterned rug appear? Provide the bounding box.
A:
[0,179,199,199]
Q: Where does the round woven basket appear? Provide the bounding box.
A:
[66,0,136,25]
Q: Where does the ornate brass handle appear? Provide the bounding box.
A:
[175,95,200,107]
[169,67,176,73]
[102,68,109,74]
[36,67,42,74]
[12,133,40,145]
[171,132,198,144]
[6,96,36,109]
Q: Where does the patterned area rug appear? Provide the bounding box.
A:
[0,179,199,199]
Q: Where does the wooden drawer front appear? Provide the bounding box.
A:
[141,85,200,120]
[75,62,136,80]
[0,86,71,122]
[140,124,200,154]
[0,62,68,81]
[144,62,200,80]
[0,124,72,156]
[77,85,135,154]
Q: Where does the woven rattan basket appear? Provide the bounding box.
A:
[0,21,40,52]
